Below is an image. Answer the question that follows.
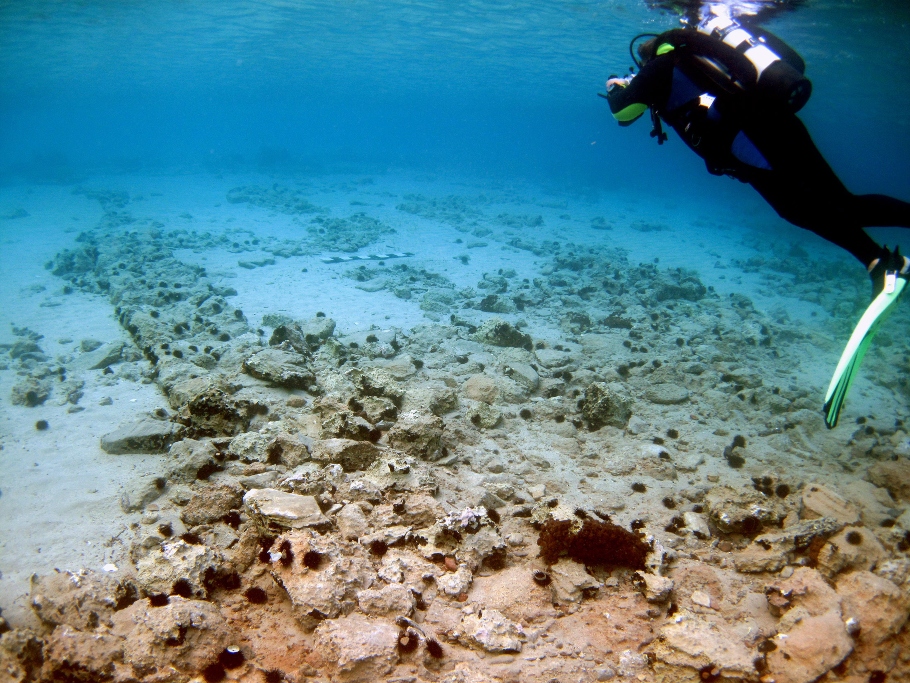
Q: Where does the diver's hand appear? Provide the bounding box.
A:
[606,77,631,91]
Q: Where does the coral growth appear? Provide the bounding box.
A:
[536,518,650,569]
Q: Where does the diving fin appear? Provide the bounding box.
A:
[823,271,907,429]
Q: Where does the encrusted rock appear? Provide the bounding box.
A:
[177,386,264,437]
[356,583,415,617]
[837,570,910,672]
[463,374,499,404]
[352,367,404,404]
[30,570,140,631]
[120,474,166,513]
[387,410,444,459]
[549,558,603,603]
[270,317,336,352]
[314,613,399,682]
[466,402,502,429]
[180,483,244,527]
[734,517,842,573]
[503,361,539,391]
[311,438,383,472]
[166,438,219,483]
[705,485,788,535]
[581,382,632,430]
[649,610,758,680]
[801,484,860,524]
[632,571,674,603]
[460,608,525,653]
[472,318,532,348]
[321,409,380,442]
[10,378,51,407]
[643,383,689,405]
[243,488,330,532]
[867,458,910,502]
[110,596,232,676]
[436,565,474,597]
[271,531,374,628]
[136,539,221,599]
[816,526,888,577]
[338,503,370,541]
[101,415,185,454]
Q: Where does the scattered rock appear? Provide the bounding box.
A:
[136,539,221,599]
[463,374,499,404]
[734,517,842,573]
[643,383,689,405]
[649,610,758,680]
[180,483,244,527]
[30,570,139,631]
[816,526,888,577]
[581,382,632,430]
[549,558,603,603]
[242,347,316,389]
[72,341,125,371]
[311,438,383,472]
[460,608,525,653]
[801,484,860,524]
[705,485,788,535]
[473,318,531,348]
[314,612,399,683]
[867,458,910,502]
[387,410,444,458]
[836,570,910,672]
[766,609,853,683]
[466,402,502,429]
[338,503,370,540]
[166,438,219,483]
[633,571,674,603]
[356,583,415,617]
[100,415,185,454]
[243,488,330,533]
[502,361,539,391]
[119,474,167,513]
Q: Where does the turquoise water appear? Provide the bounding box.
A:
[2,0,908,196]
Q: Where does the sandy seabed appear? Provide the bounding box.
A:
[0,170,909,682]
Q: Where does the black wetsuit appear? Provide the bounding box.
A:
[606,40,910,266]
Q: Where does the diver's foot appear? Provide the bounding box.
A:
[868,247,910,298]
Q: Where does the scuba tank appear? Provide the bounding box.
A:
[697,12,811,112]
[651,12,811,112]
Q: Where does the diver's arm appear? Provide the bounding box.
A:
[605,56,673,126]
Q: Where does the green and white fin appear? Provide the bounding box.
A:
[823,274,907,429]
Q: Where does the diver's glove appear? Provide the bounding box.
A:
[868,246,910,299]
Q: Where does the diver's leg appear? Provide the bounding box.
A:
[849,194,910,229]
[745,169,882,266]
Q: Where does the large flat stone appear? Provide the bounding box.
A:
[100,416,185,454]
[242,348,315,389]
[243,488,329,532]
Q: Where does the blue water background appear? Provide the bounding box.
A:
[1,0,909,205]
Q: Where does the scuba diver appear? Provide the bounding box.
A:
[602,4,910,427]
